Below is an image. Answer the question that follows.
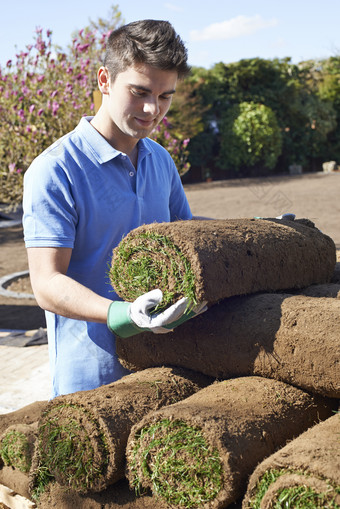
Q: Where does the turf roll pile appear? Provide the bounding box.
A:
[242,413,340,509]
[125,376,333,509]
[29,367,211,499]
[116,293,340,398]
[109,218,336,310]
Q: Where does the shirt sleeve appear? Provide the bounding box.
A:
[23,154,78,248]
[168,158,193,221]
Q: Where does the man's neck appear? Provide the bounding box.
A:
[90,112,139,165]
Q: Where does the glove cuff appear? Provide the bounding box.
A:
[107,301,146,338]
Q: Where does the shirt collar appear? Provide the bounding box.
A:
[76,116,152,164]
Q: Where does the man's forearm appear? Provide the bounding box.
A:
[34,272,111,323]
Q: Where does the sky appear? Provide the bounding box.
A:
[1,0,339,69]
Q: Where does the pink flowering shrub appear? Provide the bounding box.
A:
[150,117,190,176]
[0,11,190,206]
[0,26,109,205]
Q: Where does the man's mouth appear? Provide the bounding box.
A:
[135,117,156,128]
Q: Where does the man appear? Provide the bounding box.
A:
[23,20,206,398]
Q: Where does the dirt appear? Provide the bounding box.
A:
[0,171,339,332]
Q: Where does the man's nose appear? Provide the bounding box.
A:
[143,97,160,116]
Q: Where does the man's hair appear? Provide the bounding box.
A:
[104,19,191,80]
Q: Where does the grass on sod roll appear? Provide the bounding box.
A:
[109,232,197,312]
[250,468,340,509]
[0,430,31,472]
[31,404,109,500]
[129,419,223,508]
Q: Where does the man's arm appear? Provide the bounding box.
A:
[27,247,111,323]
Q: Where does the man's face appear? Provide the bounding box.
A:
[105,64,178,141]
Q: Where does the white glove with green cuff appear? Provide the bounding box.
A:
[107,289,207,338]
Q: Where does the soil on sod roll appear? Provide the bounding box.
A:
[116,294,340,398]
[109,218,336,310]
[0,422,38,499]
[29,367,212,500]
[125,376,333,509]
[242,413,340,509]
[38,479,172,509]
[0,401,47,436]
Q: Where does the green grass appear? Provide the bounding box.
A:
[129,419,223,508]
[249,468,340,509]
[109,232,197,312]
[31,404,109,500]
[0,430,31,472]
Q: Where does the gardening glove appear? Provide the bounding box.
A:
[107,289,208,338]
[254,213,296,221]
[275,213,296,221]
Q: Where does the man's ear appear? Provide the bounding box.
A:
[97,67,110,94]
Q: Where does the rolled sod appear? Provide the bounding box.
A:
[125,376,333,509]
[109,218,336,310]
[0,422,37,473]
[242,413,340,509]
[0,423,38,500]
[29,367,212,499]
[0,401,47,500]
[116,294,340,398]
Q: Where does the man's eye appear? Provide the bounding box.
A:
[131,89,145,97]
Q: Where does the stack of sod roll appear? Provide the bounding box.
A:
[0,217,338,509]
[125,377,335,509]
[113,218,339,399]
[27,367,211,503]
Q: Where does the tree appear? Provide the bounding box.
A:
[218,102,282,173]
[184,64,226,179]
[305,57,340,163]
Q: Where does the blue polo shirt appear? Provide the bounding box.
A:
[23,116,192,397]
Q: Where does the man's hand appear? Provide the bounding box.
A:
[107,289,207,338]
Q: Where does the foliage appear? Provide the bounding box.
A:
[184,57,340,177]
[219,101,282,172]
[185,65,227,176]
[0,6,123,205]
[150,117,191,176]
[2,4,340,201]
[301,57,340,162]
